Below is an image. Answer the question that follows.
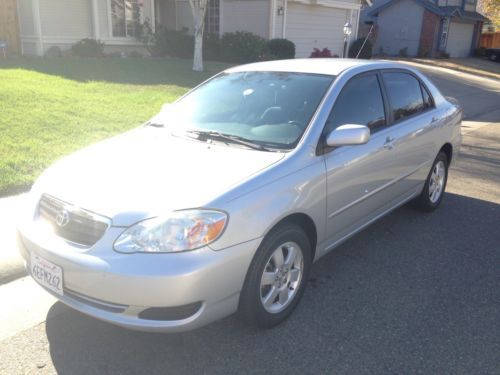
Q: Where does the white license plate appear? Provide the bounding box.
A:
[30,253,64,296]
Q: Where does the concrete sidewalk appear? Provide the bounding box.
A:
[0,194,27,284]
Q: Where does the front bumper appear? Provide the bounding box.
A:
[17,225,260,332]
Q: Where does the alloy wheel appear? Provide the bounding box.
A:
[260,241,304,314]
[429,160,446,204]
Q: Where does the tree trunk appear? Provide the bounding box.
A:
[189,0,208,72]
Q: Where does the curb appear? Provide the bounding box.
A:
[0,194,28,286]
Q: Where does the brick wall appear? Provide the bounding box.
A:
[418,9,440,57]
[0,0,20,55]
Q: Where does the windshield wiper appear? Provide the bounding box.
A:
[185,130,271,151]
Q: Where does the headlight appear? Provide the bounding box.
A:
[113,210,227,253]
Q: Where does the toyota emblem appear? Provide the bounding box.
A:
[55,209,70,227]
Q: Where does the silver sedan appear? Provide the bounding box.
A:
[18,59,462,332]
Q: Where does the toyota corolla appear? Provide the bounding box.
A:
[17,59,462,332]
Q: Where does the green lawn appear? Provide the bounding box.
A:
[0,57,229,197]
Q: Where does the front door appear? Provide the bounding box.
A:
[320,72,401,252]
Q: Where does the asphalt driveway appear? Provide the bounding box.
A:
[0,64,499,374]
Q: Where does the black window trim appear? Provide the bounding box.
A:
[379,68,436,126]
[317,69,389,155]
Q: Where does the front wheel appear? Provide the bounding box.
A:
[238,224,311,328]
[413,151,448,212]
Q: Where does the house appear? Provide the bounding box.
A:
[367,0,486,57]
[15,0,363,58]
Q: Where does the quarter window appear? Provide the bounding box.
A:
[111,0,141,38]
[324,73,386,135]
[421,84,433,109]
[382,72,425,122]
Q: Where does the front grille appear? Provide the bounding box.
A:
[38,194,110,247]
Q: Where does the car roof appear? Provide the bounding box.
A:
[224,58,408,76]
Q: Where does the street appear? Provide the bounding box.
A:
[0,64,499,374]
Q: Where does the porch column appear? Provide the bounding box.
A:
[92,0,100,39]
[32,0,43,55]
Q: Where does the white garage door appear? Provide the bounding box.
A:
[446,22,474,57]
[286,3,348,58]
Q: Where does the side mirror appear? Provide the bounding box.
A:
[326,124,370,147]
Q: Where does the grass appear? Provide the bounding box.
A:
[0,57,229,197]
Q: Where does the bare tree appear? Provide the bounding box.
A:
[188,0,209,71]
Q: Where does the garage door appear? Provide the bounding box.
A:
[446,22,474,57]
[286,3,348,58]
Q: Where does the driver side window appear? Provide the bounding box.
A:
[324,73,386,136]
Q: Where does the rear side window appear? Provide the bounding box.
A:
[382,72,426,122]
[324,73,386,135]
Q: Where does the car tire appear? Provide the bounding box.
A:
[238,223,312,328]
[413,151,448,212]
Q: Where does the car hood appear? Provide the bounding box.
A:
[35,127,285,226]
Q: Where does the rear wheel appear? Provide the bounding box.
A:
[413,151,448,212]
[239,224,311,328]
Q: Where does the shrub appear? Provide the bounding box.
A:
[71,39,104,58]
[221,31,267,63]
[203,33,222,61]
[437,50,450,59]
[399,46,408,57]
[474,47,486,57]
[348,38,372,59]
[266,38,295,60]
[128,50,144,58]
[156,27,194,58]
[310,48,333,58]
[45,46,62,58]
[417,46,429,58]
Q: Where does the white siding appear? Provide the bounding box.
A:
[222,0,270,38]
[447,22,473,57]
[464,3,476,11]
[22,41,39,54]
[39,0,92,38]
[18,0,35,35]
[98,0,110,38]
[286,3,348,57]
[374,0,423,56]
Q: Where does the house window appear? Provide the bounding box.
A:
[205,0,220,35]
[439,18,449,50]
[111,0,142,38]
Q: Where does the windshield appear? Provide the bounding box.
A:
[156,71,334,150]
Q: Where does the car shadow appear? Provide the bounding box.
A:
[45,192,500,374]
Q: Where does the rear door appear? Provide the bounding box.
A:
[380,70,438,198]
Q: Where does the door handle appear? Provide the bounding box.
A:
[383,136,395,150]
